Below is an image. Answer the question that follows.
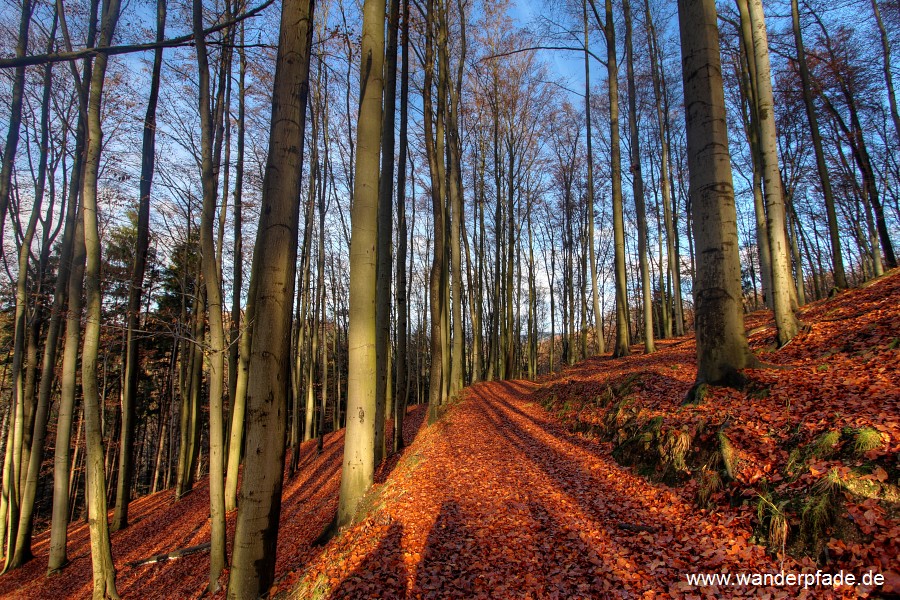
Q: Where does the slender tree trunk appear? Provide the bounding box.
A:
[112,0,165,532]
[746,0,801,346]
[376,0,400,464]
[394,0,410,455]
[584,0,605,355]
[735,0,773,309]
[624,0,654,353]
[589,0,630,357]
[337,0,385,527]
[10,14,61,567]
[423,0,446,415]
[192,0,227,586]
[3,123,44,574]
[48,61,91,568]
[227,1,315,595]
[790,0,846,289]
[81,0,123,593]
[447,0,466,395]
[227,22,246,454]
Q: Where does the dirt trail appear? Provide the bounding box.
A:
[297,380,826,599]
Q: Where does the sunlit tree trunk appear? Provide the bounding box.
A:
[589,0,630,357]
[678,0,754,389]
[10,12,60,567]
[746,0,801,346]
[47,29,93,563]
[337,0,385,525]
[193,0,227,586]
[3,47,52,569]
[81,0,123,593]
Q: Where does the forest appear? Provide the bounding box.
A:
[0,0,897,596]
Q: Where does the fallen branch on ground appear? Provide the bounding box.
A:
[127,542,211,568]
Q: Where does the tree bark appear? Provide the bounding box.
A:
[746,0,801,346]
[790,0,846,290]
[376,0,400,464]
[584,0,605,355]
[623,0,654,353]
[112,0,165,533]
[337,0,385,527]
[227,0,315,595]
[394,0,410,454]
[10,12,60,567]
[48,54,91,566]
[589,0,630,357]
[81,0,123,593]
[677,0,754,387]
[192,0,227,586]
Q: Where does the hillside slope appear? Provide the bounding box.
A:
[0,409,427,598]
[288,272,899,599]
[1,273,897,598]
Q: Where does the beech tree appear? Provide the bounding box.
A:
[337,0,386,528]
[678,0,754,390]
[228,0,316,595]
[0,0,896,593]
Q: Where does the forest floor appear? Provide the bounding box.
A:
[0,271,898,599]
[0,409,428,599]
[285,271,899,599]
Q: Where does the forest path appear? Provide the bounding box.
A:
[298,379,794,599]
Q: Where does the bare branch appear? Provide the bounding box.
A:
[479,45,605,66]
[0,0,275,69]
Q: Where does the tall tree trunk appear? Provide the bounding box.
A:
[376,0,400,464]
[624,0,655,353]
[790,0,846,289]
[652,23,686,335]
[589,0,630,357]
[394,0,410,454]
[746,0,801,346]
[447,0,466,395]
[734,0,773,310]
[227,0,315,595]
[227,21,246,455]
[678,0,754,389]
[10,12,61,567]
[337,0,385,527]
[584,0,605,355]
[112,0,165,532]
[4,67,51,573]
[193,0,227,586]
[81,0,123,593]
[423,0,446,415]
[47,36,92,565]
